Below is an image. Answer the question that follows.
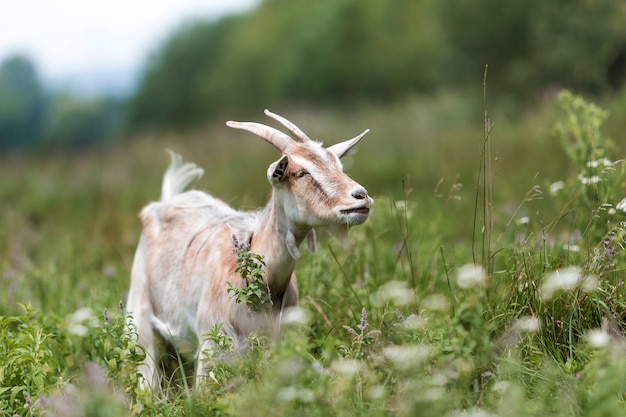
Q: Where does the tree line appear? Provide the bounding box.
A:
[0,55,124,151]
[1,0,624,150]
[127,0,626,129]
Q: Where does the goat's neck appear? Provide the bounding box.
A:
[250,193,309,297]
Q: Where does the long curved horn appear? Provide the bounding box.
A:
[226,121,292,152]
[327,129,369,159]
[264,109,311,142]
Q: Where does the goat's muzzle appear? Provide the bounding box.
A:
[340,187,373,225]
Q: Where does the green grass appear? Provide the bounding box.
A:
[1,90,626,416]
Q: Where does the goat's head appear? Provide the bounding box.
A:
[227,110,373,246]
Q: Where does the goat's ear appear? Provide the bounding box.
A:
[327,129,369,159]
[267,155,289,184]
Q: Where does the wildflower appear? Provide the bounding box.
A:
[382,344,430,371]
[449,407,499,417]
[366,385,386,400]
[540,266,597,300]
[549,181,565,195]
[357,307,368,332]
[277,358,307,378]
[577,174,601,185]
[103,308,109,326]
[586,328,610,348]
[102,265,116,278]
[513,316,541,332]
[518,216,530,225]
[65,307,97,337]
[277,387,315,403]
[616,197,626,213]
[421,294,448,312]
[603,238,618,258]
[563,244,580,253]
[456,264,487,289]
[587,158,614,168]
[402,314,427,330]
[208,371,219,383]
[331,359,364,376]
[281,306,311,327]
[231,234,250,254]
[343,325,358,336]
[371,280,414,306]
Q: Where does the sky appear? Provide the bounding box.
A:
[0,0,258,93]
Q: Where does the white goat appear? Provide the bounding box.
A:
[126,109,373,389]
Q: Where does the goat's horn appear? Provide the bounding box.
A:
[226,121,291,152]
[264,109,311,143]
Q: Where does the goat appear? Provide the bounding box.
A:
[126,109,373,389]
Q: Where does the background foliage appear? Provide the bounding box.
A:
[2,0,626,415]
[127,0,626,128]
[1,0,625,148]
[1,89,626,416]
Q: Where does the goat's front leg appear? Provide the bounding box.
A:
[194,320,242,388]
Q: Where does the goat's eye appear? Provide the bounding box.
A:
[294,169,309,179]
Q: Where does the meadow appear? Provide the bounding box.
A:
[1,89,626,416]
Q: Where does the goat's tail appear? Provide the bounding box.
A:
[161,150,204,201]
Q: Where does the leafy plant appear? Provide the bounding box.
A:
[0,304,60,415]
[227,234,273,312]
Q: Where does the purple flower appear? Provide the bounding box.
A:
[358,308,368,333]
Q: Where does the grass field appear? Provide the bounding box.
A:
[1,90,625,416]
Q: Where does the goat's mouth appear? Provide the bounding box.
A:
[341,206,371,215]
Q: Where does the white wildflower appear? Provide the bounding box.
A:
[518,216,530,225]
[586,328,610,348]
[491,380,511,394]
[382,344,430,371]
[277,387,298,402]
[208,371,219,383]
[402,314,427,330]
[276,387,314,403]
[549,181,565,195]
[371,280,414,306]
[616,197,626,213]
[587,158,613,168]
[540,266,598,300]
[563,244,580,253]
[513,316,541,333]
[366,385,386,400]
[448,407,498,417]
[578,174,601,185]
[65,307,97,337]
[331,359,363,376]
[280,306,311,327]
[456,264,487,289]
[421,294,449,312]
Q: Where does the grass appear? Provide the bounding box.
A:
[1,89,626,416]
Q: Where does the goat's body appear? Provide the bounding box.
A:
[127,111,373,390]
[128,190,299,387]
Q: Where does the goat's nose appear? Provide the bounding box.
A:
[351,187,369,200]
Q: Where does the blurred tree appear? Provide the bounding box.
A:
[440,0,625,94]
[43,94,123,149]
[126,0,626,131]
[127,0,445,130]
[0,55,47,150]
[127,16,241,129]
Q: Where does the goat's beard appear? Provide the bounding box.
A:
[323,223,350,248]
